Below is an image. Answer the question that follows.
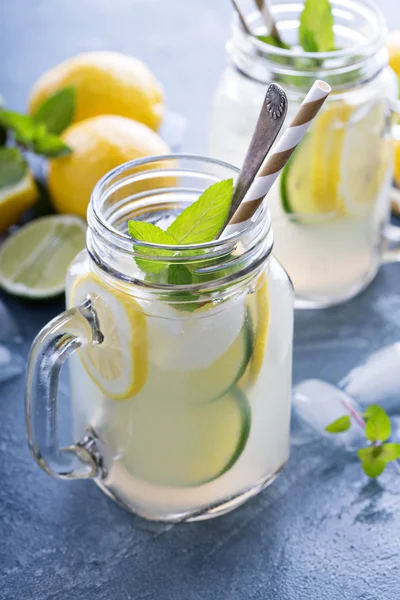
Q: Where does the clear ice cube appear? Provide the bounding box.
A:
[292,379,365,450]
[341,343,400,414]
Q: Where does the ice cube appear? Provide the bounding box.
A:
[292,379,365,450]
[341,343,400,414]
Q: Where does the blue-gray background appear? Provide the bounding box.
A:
[1,1,400,599]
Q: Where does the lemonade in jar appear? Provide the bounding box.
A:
[26,156,294,521]
[210,0,400,307]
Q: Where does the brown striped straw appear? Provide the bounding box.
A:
[222,80,332,236]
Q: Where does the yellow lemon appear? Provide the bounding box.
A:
[387,31,400,77]
[29,51,164,130]
[48,115,171,218]
[0,172,38,233]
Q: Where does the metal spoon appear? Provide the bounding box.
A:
[227,83,288,221]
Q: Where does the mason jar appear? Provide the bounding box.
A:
[210,0,400,308]
[26,155,294,522]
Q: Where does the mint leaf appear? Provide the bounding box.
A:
[167,179,233,244]
[0,108,72,157]
[32,87,76,135]
[167,264,192,285]
[257,34,290,50]
[299,0,335,52]
[33,130,72,157]
[128,221,178,274]
[364,405,391,443]
[358,446,387,478]
[0,110,37,146]
[380,443,400,463]
[325,415,351,434]
[0,147,27,189]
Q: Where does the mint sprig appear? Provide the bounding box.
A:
[257,0,335,54]
[32,87,76,135]
[128,179,234,308]
[325,404,400,478]
[0,109,71,158]
[0,88,75,192]
[299,0,335,52]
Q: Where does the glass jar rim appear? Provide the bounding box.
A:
[248,0,387,61]
[89,153,271,254]
[229,0,389,88]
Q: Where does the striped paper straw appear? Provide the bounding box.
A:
[223,80,331,236]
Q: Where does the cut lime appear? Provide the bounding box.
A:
[0,215,86,298]
[111,386,250,487]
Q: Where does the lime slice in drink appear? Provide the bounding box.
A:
[151,316,253,404]
[110,386,250,487]
[0,215,86,298]
[71,273,148,400]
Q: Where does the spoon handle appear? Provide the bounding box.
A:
[227,83,288,220]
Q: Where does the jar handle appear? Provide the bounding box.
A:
[26,298,104,480]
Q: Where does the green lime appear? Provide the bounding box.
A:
[0,215,86,298]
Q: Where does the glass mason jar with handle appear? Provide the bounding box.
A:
[209,0,400,308]
[26,155,294,522]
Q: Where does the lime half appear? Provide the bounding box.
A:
[0,215,86,298]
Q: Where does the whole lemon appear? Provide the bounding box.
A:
[29,51,164,130]
[48,115,170,218]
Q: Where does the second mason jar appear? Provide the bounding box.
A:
[210,0,399,308]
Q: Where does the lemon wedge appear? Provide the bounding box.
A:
[240,276,270,388]
[340,102,392,216]
[0,172,38,233]
[70,273,148,400]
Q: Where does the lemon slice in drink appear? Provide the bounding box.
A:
[281,103,352,217]
[71,273,148,400]
[0,215,86,298]
[281,101,390,219]
[111,386,250,487]
[340,102,391,216]
[240,276,270,388]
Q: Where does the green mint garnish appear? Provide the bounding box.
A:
[324,415,351,434]
[364,405,391,442]
[32,87,76,135]
[299,0,335,52]
[127,221,178,275]
[166,179,233,244]
[0,86,75,158]
[256,0,335,53]
[326,404,400,479]
[257,35,291,50]
[128,179,233,274]
[128,179,234,309]
[0,147,27,190]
